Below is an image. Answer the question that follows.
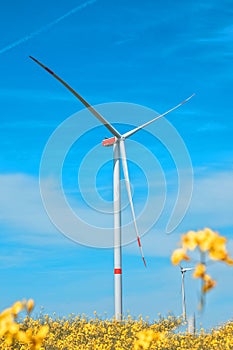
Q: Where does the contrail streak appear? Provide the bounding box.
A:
[0,0,97,55]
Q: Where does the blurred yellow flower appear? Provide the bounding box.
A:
[209,236,227,261]
[27,299,35,314]
[171,227,233,305]
[29,325,49,350]
[134,329,165,350]
[193,263,206,278]
[195,228,216,251]
[12,301,25,317]
[225,256,233,265]
[0,307,12,321]
[202,274,216,293]
[0,300,48,350]
[182,230,197,250]
[171,248,190,265]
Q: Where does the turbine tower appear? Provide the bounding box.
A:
[180,266,193,321]
[30,56,194,320]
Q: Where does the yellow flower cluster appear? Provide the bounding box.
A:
[171,228,233,294]
[133,328,166,349]
[1,305,233,350]
[0,299,48,349]
[133,321,233,350]
[0,309,181,350]
[181,228,233,264]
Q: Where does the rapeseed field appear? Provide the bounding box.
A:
[0,228,232,349]
[0,298,232,349]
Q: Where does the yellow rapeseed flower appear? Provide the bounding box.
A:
[11,301,25,317]
[172,228,233,306]
[16,330,30,343]
[171,248,190,265]
[225,256,233,265]
[27,299,35,314]
[133,329,164,350]
[202,274,216,293]
[0,307,12,321]
[209,235,227,261]
[182,230,197,250]
[195,228,216,251]
[193,263,206,278]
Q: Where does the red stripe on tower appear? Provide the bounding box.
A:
[137,237,141,247]
[114,268,122,274]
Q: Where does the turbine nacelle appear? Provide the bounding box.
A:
[180,266,194,274]
[102,136,117,147]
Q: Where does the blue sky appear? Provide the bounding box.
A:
[0,0,233,330]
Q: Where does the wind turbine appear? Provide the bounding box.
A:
[180,266,193,321]
[29,56,194,320]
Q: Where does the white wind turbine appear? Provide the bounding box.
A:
[180,266,194,321]
[30,56,194,320]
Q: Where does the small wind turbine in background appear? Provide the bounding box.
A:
[180,266,194,321]
[30,55,194,320]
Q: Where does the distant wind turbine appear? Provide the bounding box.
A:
[30,55,194,320]
[180,266,194,321]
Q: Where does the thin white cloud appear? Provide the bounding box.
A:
[0,173,59,242]
[186,170,233,229]
[197,122,227,132]
[1,168,232,249]
[0,0,97,55]
[126,168,233,257]
[0,87,74,102]
[197,24,233,44]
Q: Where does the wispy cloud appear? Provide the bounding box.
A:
[1,167,232,250]
[0,173,58,241]
[125,167,233,258]
[197,24,233,44]
[197,122,227,132]
[186,169,233,229]
[0,0,97,55]
[0,87,74,102]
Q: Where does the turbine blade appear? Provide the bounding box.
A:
[119,140,146,267]
[122,94,195,139]
[29,56,121,138]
